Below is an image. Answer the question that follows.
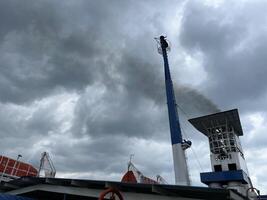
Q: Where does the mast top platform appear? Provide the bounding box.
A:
[155,36,171,55]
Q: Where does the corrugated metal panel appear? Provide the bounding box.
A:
[0,156,37,177]
[0,195,34,200]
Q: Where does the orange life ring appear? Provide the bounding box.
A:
[98,187,123,200]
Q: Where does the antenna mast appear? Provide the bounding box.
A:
[156,35,191,185]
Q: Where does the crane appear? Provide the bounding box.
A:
[37,152,56,178]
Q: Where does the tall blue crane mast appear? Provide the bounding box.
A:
[157,36,191,185]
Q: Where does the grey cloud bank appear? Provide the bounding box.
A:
[180,0,267,112]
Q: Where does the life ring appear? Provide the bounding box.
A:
[98,187,123,200]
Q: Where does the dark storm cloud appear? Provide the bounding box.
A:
[26,101,61,135]
[70,81,220,141]
[51,135,132,173]
[0,95,69,163]
[0,0,188,180]
[0,0,181,104]
[70,83,167,139]
[180,0,267,112]
[0,0,123,103]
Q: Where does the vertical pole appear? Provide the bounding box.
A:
[159,36,190,185]
[160,37,183,144]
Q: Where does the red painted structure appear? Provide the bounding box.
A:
[0,156,37,177]
[121,161,159,184]
[121,171,137,183]
[121,169,158,184]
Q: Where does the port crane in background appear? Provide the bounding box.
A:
[155,36,191,186]
[38,152,56,178]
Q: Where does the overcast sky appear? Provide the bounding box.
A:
[0,0,267,194]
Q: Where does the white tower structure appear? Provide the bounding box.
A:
[189,109,252,195]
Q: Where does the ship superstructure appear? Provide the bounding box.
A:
[189,109,254,196]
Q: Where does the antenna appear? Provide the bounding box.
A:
[128,154,134,171]
[154,36,171,55]
[129,154,134,163]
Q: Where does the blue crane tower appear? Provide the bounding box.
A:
[156,36,191,185]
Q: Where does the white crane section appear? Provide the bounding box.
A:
[38,152,56,178]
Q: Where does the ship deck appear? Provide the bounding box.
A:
[0,177,247,200]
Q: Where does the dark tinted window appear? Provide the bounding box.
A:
[228,163,237,171]
[214,165,222,172]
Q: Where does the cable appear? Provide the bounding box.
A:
[177,104,191,119]
[180,124,204,172]
[177,104,204,172]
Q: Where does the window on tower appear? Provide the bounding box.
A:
[228,163,237,171]
[214,165,222,172]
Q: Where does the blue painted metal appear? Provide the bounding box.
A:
[0,195,34,200]
[160,36,183,145]
[200,170,249,185]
